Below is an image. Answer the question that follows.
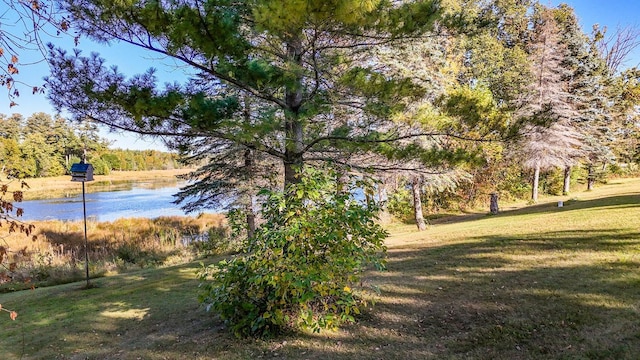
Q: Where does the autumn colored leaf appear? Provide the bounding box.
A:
[8,64,18,75]
[0,48,3,56]
[11,55,18,64]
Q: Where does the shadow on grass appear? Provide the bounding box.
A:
[3,229,640,359]
[495,194,640,218]
[280,228,640,360]
[420,193,640,229]
[0,262,239,360]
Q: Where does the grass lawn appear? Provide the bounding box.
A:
[1,179,640,359]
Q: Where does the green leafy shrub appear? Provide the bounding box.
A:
[541,168,564,196]
[198,169,387,337]
[386,187,414,222]
[190,225,235,256]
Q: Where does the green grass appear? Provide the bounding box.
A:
[1,179,640,359]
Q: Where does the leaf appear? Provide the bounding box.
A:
[11,55,18,64]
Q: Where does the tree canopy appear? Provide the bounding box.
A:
[46,0,495,212]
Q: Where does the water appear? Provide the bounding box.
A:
[19,181,206,222]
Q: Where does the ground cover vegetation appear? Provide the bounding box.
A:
[0,178,638,359]
[1,0,640,343]
[0,213,230,291]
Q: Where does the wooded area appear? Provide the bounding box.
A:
[0,112,181,177]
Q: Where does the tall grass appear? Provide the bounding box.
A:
[0,213,229,290]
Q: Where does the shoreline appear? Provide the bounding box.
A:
[4,169,192,200]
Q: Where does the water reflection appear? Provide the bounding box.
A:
[20,180,208,222]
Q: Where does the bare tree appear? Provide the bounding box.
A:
[594,24,640,74]
[0,0,72,105]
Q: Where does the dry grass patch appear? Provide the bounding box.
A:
[0,213,228,290]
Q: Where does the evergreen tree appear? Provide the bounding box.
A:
[554,5,614,193]
[0,114,23,142]
[516,6,582,202]
[45,0,478,210]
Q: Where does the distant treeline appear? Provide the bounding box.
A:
[0,112,181,178]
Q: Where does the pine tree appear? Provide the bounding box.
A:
[45,0,481,211]
[516,6,582,202]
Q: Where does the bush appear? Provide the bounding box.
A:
[198,169,387,337]
[386,187,414,222]
[190,225,234,256]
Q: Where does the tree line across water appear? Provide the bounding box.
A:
[0,112,181,178]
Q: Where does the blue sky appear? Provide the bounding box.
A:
[552,0,640,69]
[1,1,639,150]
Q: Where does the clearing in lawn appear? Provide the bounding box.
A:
[0,178,639,359]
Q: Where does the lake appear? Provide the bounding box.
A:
[19,180,209,222]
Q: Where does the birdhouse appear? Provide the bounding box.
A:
[70,162,95,182]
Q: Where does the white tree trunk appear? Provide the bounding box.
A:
[412,176,427,231]
[531,164,540,202]
[587,163,595,191]
[563,165,571,195]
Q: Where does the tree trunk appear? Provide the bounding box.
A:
[563,165,571,195]
[587,163,595,191]
[412,176,427,231]
[377,181,391,224]
[336,169,349,195]
[283,37,305,189]
[489,192,499,214]
[531,164,540,202]
[245,199,256,239]
[243,148,256,239]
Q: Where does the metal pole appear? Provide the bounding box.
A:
[82,181,89,287]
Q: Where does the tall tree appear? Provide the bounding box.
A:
[516,6,581,202]
[0,113,22,141]
[554,5,614,194]
[46,0,479,210]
